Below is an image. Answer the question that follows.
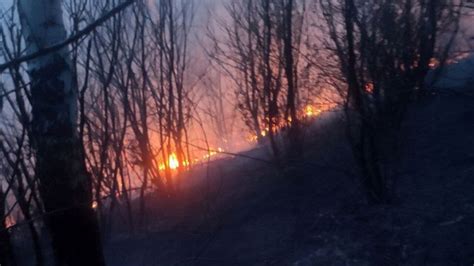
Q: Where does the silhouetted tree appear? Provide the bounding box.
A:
[319,0,462,203]
[18,0,106,264]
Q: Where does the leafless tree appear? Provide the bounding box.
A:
[17,0,106,263]
[318,0,463,203]
[0,183,16,266]
[207,0,312,163]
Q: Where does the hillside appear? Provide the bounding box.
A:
[101,84,474,266]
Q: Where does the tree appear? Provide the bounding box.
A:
[18,0,105,264]
[319,0,462,203]
[0,165,16,266]
[208,0,310,163]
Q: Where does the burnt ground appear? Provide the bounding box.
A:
[100,87,474,266]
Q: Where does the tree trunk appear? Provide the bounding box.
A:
[283,0,303,163]
[0,187,16,266]
[18,0,105,265]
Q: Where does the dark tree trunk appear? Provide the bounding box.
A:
[0,187,16,266]
[18,0,105,265]
[29,54,105,266]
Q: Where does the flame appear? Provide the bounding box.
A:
[203,148,220,159]
[247,134,258,142]
[365,82,374,93]
[305,105,314,117]
[429,58,439,69]
[5,215,15,228]
[158,152,183,171]
[168,153,179,170]
[244,103,337,144]
[305,105,323,117]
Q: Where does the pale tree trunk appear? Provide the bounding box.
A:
[18,0,105,265]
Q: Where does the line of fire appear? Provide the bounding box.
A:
[0,0,473,265]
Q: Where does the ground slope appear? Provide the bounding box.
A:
[105,88,474,266]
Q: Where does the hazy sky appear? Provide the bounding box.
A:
[0,0,11,10]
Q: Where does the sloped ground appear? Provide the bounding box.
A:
[105,89,474,266]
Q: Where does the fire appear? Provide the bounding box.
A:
[5,215,15,228]
[243,103,338,144]
[168,153,179,170]
[365,82,374,93]
[429,57,439,69]
[247,134,258,142]
[203,148,223,159]
[158,149,223,172]
[158,153,181,171]
[305,105,323,117]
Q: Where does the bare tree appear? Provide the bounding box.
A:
[147,0,196,188]
[17,0,105,264]
[318,0,462,203]
[207,0,310,163]
[0,184,16,266]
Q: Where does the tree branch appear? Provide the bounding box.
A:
[0,0,136,73]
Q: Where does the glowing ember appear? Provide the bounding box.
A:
[158,149,224,172]
[305,105,314,117]
[5,215,15,228]
[305,105,323,117]
[365,82,374,93]
[247,134,258,142]
[429,58,439,69]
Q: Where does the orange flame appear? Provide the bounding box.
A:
[305,105,314,117]
[168,153,179,170]
[365,82,374,93]
[158,153,182,171]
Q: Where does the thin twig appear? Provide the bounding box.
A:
[0,0,136,73]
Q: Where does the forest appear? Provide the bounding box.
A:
[0,0,473,265]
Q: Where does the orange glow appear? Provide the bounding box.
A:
[159,153,182,171]
[305,105,314,116]
[5,215,15,228]
[203,148,222,159]
[365,82,374,93]
[304,105,323,117]
[168,153,179,169]
[158,149,225,172]
[244,102,338,143]
[247,134,258,142]
[429,58,439,69]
